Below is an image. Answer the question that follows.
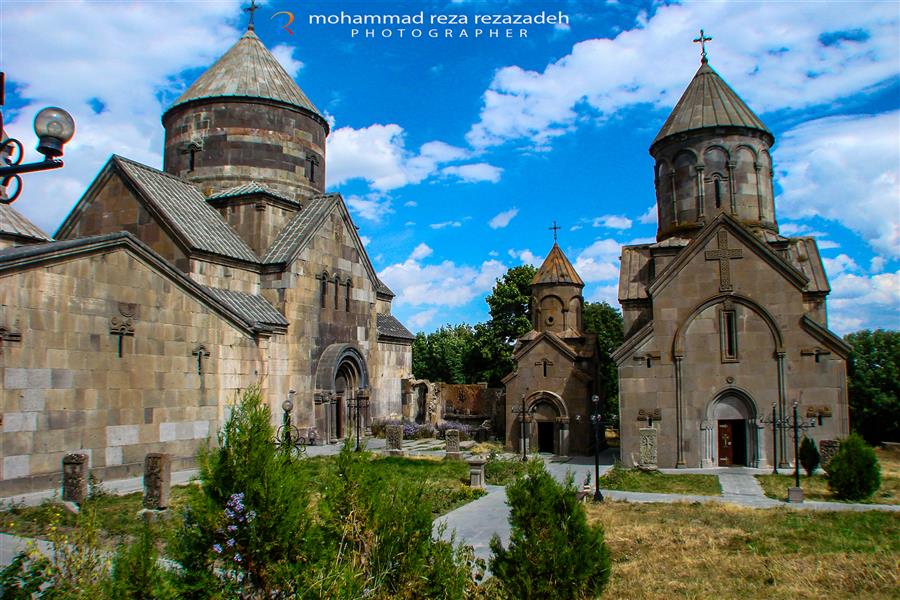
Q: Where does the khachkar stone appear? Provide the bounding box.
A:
[62,453,88,504]
[819,439,840,472]
[386,424,404,456]
[638,427,658,470]
[143,453,172,510]
[445,429,461,460]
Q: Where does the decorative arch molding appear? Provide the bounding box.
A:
[672,293,784,358]
[672,147,699,164]
[702,387,762,467]
[706,386,758,421]
[526,390,569,420]
[734,144,759,161]
[702,144,731,162]
[315,343,369,391]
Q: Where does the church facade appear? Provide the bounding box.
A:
[503,243,600,456]
[614,54,849,469]
[0,26,413,495]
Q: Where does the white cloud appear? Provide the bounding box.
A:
[379,255,507,308]
[345,194,393,222]
[573,238,622,284]
[467,2,899,149]
[829,270,900,334]
[587,283,620,306]
[359,235,372,247]
[327,125,499,191]
[441,163,503,183]
[270,44,304,78]
[870,256,886,274]
[777,111,900,258]
[569,225,583,232]
[823,254,859,279]
[408,309,438,330]
[3,1,243,232]
[430,221,462,230]
[403,200,418,207]
[638,205,657,225]
[592,215,632,230]
[488,250,499,257]
[489,208,519,229]
[508,248,543,267]
[410,243,433,260]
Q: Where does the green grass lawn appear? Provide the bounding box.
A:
[756,447,900,505]
[0,453,483,546]
[599,465,722,496]
[589,500,900,599]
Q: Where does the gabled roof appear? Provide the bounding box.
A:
[653,60,772,148]
[375,279,396,298]
[611,322,654,365]
[0,204,52,243]
[56,156,259,264]
[0,232,279,336]
[207,181,300,208]
[203,286,288,332]
[646,213,809,298]
[262,194,337,263]
[532,243,584,286]
[376,313,414,342]
[513,330,579,363]
[800,314,851,359]
[164,29,325,126]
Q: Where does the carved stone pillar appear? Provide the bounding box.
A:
[62,453,88,504]
[143,453,171,510]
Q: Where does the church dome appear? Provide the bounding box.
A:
[531,243,584,335]
[162,28,328,202]
[650,57,778,242]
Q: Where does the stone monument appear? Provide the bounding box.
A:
[62,453,88,504]
[638,427,658,470]
[445,429,461,460]
[143,453,172,510]
[386,424,404,456]
[467,457,486,489]
[819,439,840,472]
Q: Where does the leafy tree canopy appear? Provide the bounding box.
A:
[844,329,900,444]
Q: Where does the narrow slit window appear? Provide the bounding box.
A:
[334,276,340,308]
[722,309,738,361]
[714,178,722,209]
[345,281,351,312]
[320,274,328,308]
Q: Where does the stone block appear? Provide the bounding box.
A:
[3,455,30,480]
[106,446,123,467]
[20,389,46,412]
[143,453,171,510]
[51,369,75,389]
[467,458,486,489]
[3,369,29,389]
[106,424,140,446]
[787,486,804,503]
[3,412,37,433]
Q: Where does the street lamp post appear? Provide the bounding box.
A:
[281,390,296,448]
[590,394,604,502]
[347,393,369,452]
[511,394,534,462]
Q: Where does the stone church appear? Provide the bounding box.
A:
[614,52,849,469]
[503,242,601,456]
[0,24,413,495]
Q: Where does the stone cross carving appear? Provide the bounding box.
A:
[819,439,839,472]
[801,347,832,363]
[143,453,172,510]
[705,230,742,291]
[386,424,404,456]
[62,453,88,504]
[110,303,137,357]
[192,344,211,374]
[637,408,662,426]
[445,429,461,460]
[535,358,553,377]
[638,427,658,470]
[0,324,21,355]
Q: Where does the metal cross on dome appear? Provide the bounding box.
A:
[244,0,260,30]
[549,220,561,242]
[694,29,713,62]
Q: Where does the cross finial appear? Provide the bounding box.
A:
[244,0,260,31]
[693,29,712,63]
[548,220,561,242]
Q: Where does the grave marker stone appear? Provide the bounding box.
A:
[638,427,658,470]
[62,453,88,504]
[386,424,404,456]
[143,453,172,510]
[445,429,461,460]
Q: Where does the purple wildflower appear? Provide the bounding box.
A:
[212,544,222,554]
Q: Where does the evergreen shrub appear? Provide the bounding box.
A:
[826,433,881,501]
[489,460,611,599]
[799,437,820,477]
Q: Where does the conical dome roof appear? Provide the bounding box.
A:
[165,29,323,121]
[652,60,771,148]
[532,243,584,286]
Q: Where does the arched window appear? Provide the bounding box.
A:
[345,279,351,312]
[333,275,340,308]
[714,177,723,209]
[320,272,329,308]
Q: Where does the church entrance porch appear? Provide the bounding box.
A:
[315,343,369,443]
[537,421,555,453]
[703,390,760,468]
[526,392,570,457]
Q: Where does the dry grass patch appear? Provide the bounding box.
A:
[757,446,900,504]
[588,501,900,599]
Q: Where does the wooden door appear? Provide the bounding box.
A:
[718,421,733,466]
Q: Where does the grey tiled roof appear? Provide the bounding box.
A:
[377,313,415,341]
[0,204,52,242]
[262,194,337,263]
[166,29,323,120]
[114,156,259,263]
[207,181,299,207]
[654,60,771,145]
[203,286,288,328]
[375,278,395,298]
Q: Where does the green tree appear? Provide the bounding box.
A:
[582,301,624,424]
[411,324,477,383]
[826,433,881,500]
[489,461,611,599]
[844,329,900,444]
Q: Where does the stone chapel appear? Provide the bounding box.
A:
[0,24,413,495]
[614,51,850,469]
[503,242,600,456]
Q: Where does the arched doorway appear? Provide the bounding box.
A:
[315,344,369,443]
[705,390,758,467]
[526,391,570,456]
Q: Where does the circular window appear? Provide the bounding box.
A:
[545,315,554,324]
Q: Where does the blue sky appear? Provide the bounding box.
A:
[2,0,898,335]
